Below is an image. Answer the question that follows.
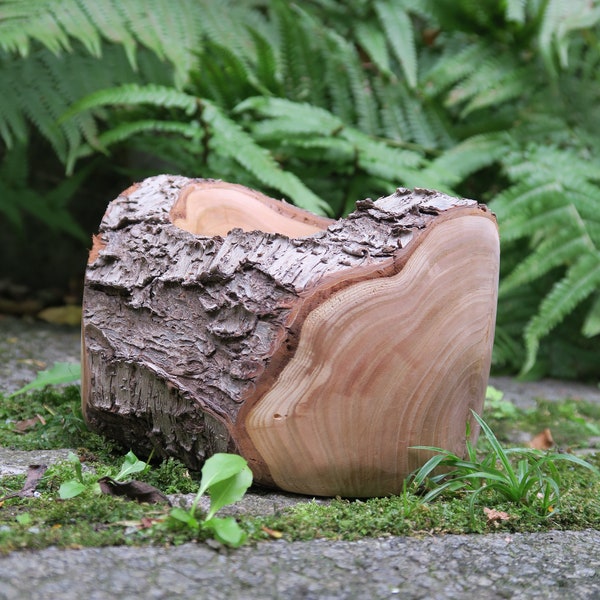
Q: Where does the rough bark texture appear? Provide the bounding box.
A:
[82,174,499,497]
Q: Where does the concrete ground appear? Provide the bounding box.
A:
[1,316,599,599]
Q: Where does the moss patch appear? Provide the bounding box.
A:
[0,386,599,553]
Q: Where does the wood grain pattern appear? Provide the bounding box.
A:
[245,216,498,496]
[81,175,499,496]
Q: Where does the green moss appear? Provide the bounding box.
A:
[0,386,116,455]
[0,387,599,553]
[251,458,600,542]
[142,458,199,495]
[0,494,186,554]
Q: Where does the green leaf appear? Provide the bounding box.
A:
[203,516,248,547]
[15,513,32,525]
[522,254,600,373]
[65,451,84,484]
[471,411,517,486]
[169,507,199,530]
[505,0,526,23]
[58,480,87,499]
[61,84,198,124]
[206,465,253,520]
[538,451,600,477]
[8,362,81,398]
[355,22,391,76]
[375,0,417,88]
[582,294,600,338]
[198,453,249,497]
[114,451,148,482]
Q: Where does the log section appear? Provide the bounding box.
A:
[82,175,499,497]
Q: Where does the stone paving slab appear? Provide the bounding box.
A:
[0,530,599,599]
[489,375,600,409]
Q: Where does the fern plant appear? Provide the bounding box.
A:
[494,146,600,374]
[2,0,600,377]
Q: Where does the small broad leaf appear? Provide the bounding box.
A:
[206,465,253,520]
[9,362,81,398]
[67,451,84,483]
[114,451,148,481]
[97,477,170,504]
[169,507,199,530]
[203,516,247,547]
[16,513,32,525]
[59,480,87,499]
[198,454,249,497]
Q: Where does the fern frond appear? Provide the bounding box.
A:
[422,40,494,99]
[446,54,524,114]
[0,142,89,239]
[402,89,445,150]
[278,136,356,165]
[194,39,260,107]
[3,47,94,160]
[203,102,330,216]
[373,78,409,141]
[461,66,529,116]
[73,119,203,161]
[493,180,563,227]
[522,253,600,373]
[505,0,526,23]
[0,0,77,56]
[193,0,268,66]
[75,1,137,67]
[536,0,600,71]
[114,0,203,87]
[272,1,326,105]
[62,83,198,121]
[0,60,28,147]
[342,128,424,185]
[355,22,392,77]
[374,0,417,88]
[0,0,205,86]
[236,97,344,136]
[324,28,380,134]
[582,293,600,338]
[246,26,282,95]
[492,323,526,371]
[422,133,510,187]
[500,226,594,296]
[0,39,175,167]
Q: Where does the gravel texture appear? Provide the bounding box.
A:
[1,316,600,599]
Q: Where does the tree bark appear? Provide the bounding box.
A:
[82,175,499,497]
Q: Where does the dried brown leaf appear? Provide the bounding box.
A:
[529,428,554,450]
[0,464,48,502]
[261,526,283,539]
[13,415,45,432]
[484,507,511,527]
[97,477,171,505]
